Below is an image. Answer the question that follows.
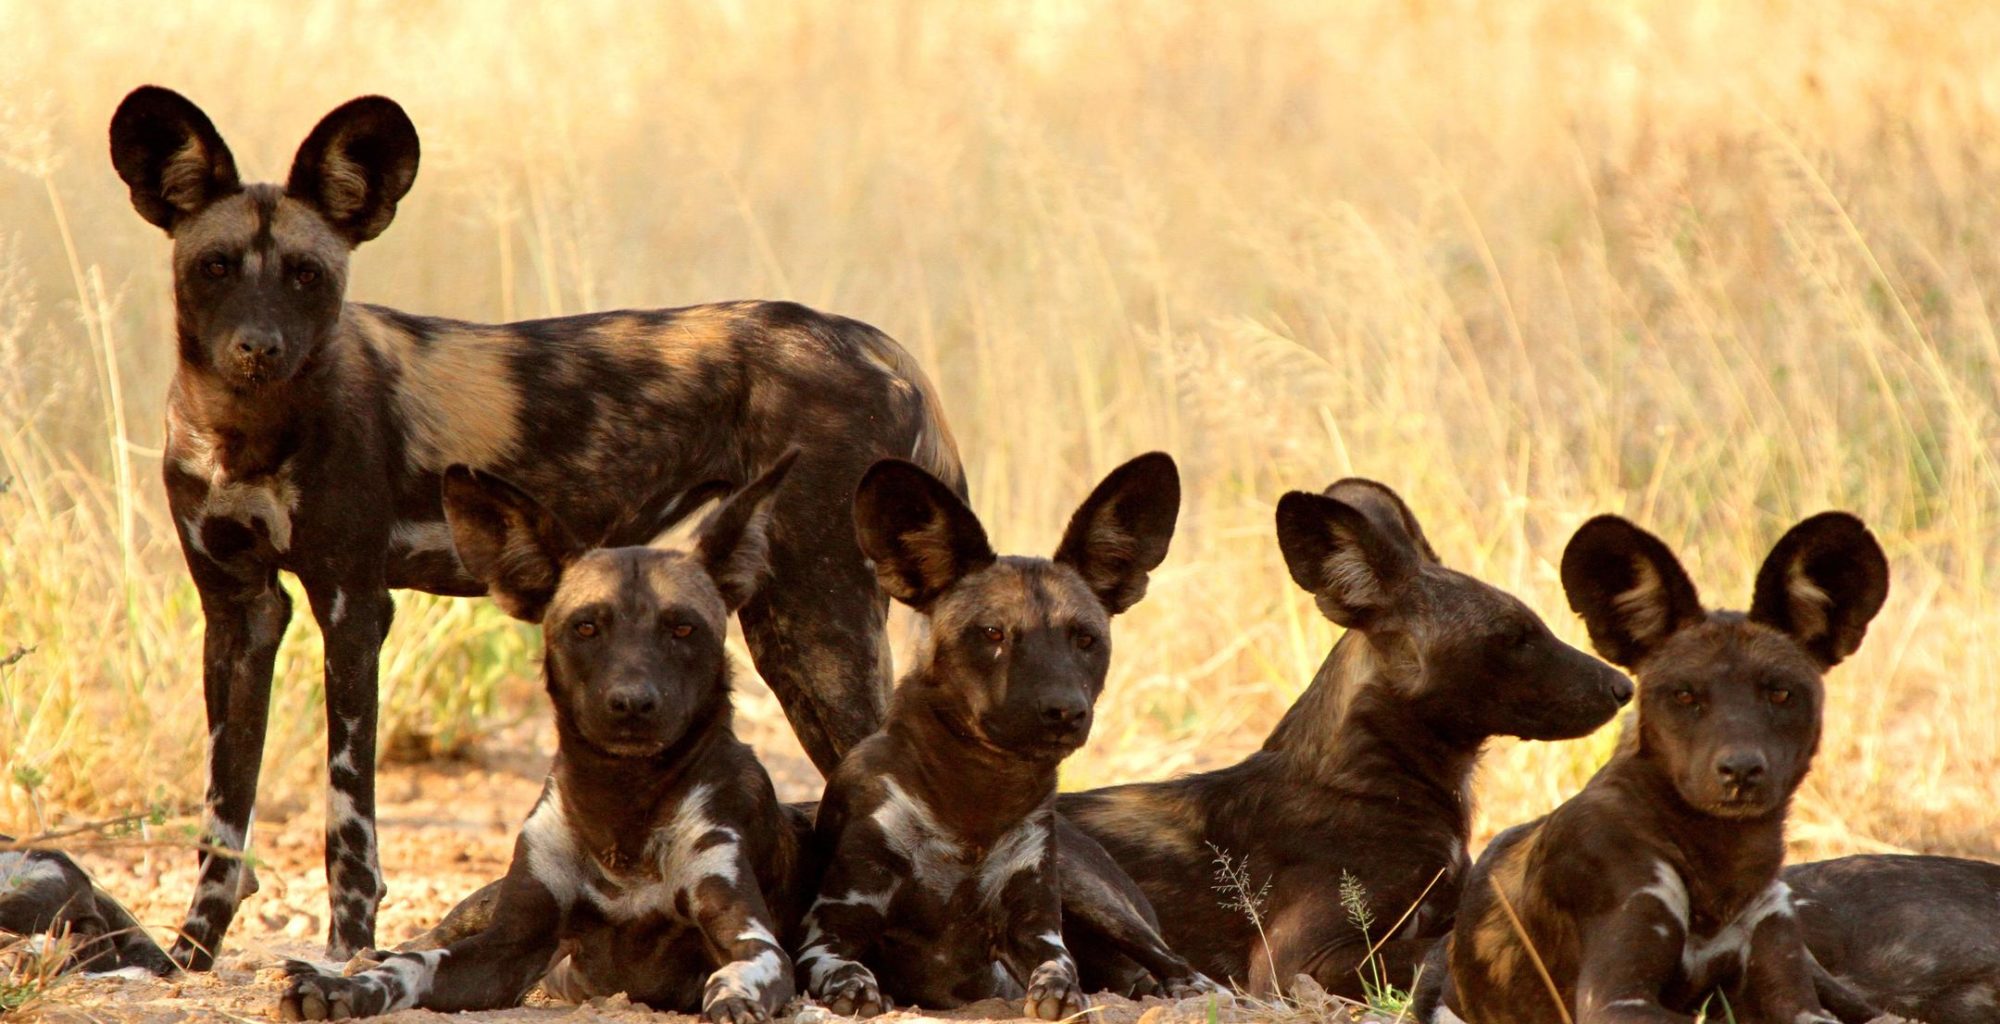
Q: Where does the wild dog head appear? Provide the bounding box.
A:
[109,86,419,390]
[441,453,797,758]
[1561,512,1888,818]
[1275,479,1632,741]
[855,453,1180,761]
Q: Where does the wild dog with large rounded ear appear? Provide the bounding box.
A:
[1747,512,1889,668]
[1052,451,1181,615]
[109,86,241,232]
[1559,515,1708,669]
[853,459,996,611]
[1274,477,1435,629]
[285,96,420,246]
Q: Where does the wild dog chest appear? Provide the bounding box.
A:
[524,782,748,930]
[1632,861,1800,997]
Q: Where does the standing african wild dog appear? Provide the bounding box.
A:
[108,86,960,968]
[1428,512,1888,1024]
[280,455,810,1023]
[1057,480,1633,998]
[797,454,1182,1019]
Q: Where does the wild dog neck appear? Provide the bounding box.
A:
[1594,747,1790,913]
[549,680,736,860]
[883,679,1061,848]
[1261,632,1479,819]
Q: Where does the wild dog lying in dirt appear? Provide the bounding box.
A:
[1056,479,1633,998]
[278,456,809,1022]
[108,86,959,968]
[796,454,1181,1019]
[0,840,176,977]
[1784,853,2000,1024]
[1424,512,1888,1024]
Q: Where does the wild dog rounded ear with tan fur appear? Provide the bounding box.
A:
[286,96,420,246]
[854,458,995,610]
[440,466,586,622]
[1560,515,1705,668]
[1275,483,1422,629]
[1053,452,1180,615]
[1749,512,1888,668]
[109,86,241,232]
[1322,478,1441,565]
[694,450,799,612]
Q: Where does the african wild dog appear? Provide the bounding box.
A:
[796,453,1181,1019]
[1056,479,1632,998]
[1427,512,1888,1024]
[108,86,960,968]
[0,840,177,977]
[278,455,809,1022]
[1783,853,2000,1024]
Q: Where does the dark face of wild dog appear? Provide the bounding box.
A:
[109,86,419,389]
[442,453,797,757]
[1275,479,1632,741]
[856,453,1180,761]
[1562,513,1888,818]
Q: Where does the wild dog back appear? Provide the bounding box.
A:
[279,457,806,1024]
[109,86,959,967]
[797,454,1180,1020]
[1786,854,2000,1024]
[1438,512,1888,1024]
[1058,479,1630,997]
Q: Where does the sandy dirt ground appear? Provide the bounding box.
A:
[12,717,1354,1024]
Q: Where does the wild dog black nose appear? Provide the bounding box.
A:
[1608,675,1634,704]
[1715,751,1768,786]
[606,687,659,716]
[1041,697,1089,728]
[234,331,281,360]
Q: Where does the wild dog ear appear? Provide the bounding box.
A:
[441,467,586,622]
[286,96,420,246]
[1749,512,1889,668]
[855,458,995,610]
[109,87,241,232]
[1276,489,1422,629]
[1560,515,1705,668]
[1322,478,1440,566]
[692,451,798,612]
[1054,452,1181,615]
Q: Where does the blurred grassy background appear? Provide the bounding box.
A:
[1,0,1995,858]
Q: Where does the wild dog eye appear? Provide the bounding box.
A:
[293,263,320,287]
[202,256,229,279]
[1768,688,1791,706]
[574,621,598,639]
[1073,632,1096,650]
[1673,688,1697,707]
[982,626,1005,643]
[671,624,693,639]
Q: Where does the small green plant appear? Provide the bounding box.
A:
[1338,870,1412,1019]
[1693,990,1739,1024]
[1209,842,1279,994]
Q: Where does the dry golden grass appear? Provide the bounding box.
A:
[2,0,1997,866]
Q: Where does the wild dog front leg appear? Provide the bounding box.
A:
[279,807,571,1019]
[304,577,393,962]
[796,830,900,1016]
[1570,900,1698,1024]
[1735,898,1841,1024]
[1055,819,1210,997]
[992,834,1089,1021]
[687,847,795,1024]
[171,557,291,971]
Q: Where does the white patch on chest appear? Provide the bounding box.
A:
[1682,880,1793,980]
[584,783,742,922]
[871,777,970,892]
[171,414,301,554]
[975,813,1050,904]
[520,787,586,906]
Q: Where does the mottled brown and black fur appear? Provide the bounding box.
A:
[109,86,959,969]
[1783,853,2000,1024]
[0,840,177,977]
[1059,480,1632,998]
[1427,513,1888,1024]
[797,454,1195,1019]
[279,456,811,1023]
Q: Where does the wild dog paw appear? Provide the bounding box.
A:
[1163,971,1221,999]
[277,960,387,1020]
[817,963,888,1017]
[705,995,772,1024]
[703,952,791,1024]
[1024,959,1089,1021]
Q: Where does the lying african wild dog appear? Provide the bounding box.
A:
[797,453,1181,1019]
[0,840,177,977]
[1783,853,2000,1024]
[279,454,808,1023]
[109,86,959,968]
[1056,479,1632,998]
[1426,512,1888,1024]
